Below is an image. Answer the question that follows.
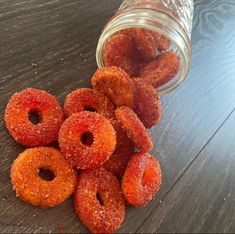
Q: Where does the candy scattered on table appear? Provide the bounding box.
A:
[4,31,172,231]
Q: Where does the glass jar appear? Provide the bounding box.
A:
[96,0,194,95]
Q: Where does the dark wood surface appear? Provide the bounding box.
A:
[0,0,235,233]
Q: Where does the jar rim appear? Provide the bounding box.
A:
[96,8,192,95]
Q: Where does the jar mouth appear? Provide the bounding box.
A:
[96,8,192,95]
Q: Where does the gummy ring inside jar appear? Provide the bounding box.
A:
[74,167,125,233]
[104,33,141,77]
[139,51,180,88]
[59,111,116,169]
[115,106,153,152]
[104,119,134,177]
[121,28,170,61]
[92,66,135,108]
[122,153,162,207]
[11,147,77,208]
[4,88,64,147]
[127,28,157,62]
[64,88,115,119]
[133,78,162,128]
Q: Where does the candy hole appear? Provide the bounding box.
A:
[142,171,147,186]
[28,110,41,125]
[96,192,104,206]
[142,168,154,187]
[84,105,96,112]
[81,132,94,146]
[39,168,55,181]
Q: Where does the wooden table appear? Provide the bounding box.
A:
[0,0,235,233]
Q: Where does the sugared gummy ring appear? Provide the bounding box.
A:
[92,66,135,108]
[133,78,162,128]
[11,147,77,208]
[122,153,162,207]
[104,120,134,177]
[59,112,116,169]
[139,51,180,88]
[115,106,153,152]
[64,88,115,119]
[4,88,63,146]
[104,33,141,77]
[74,167,125,233]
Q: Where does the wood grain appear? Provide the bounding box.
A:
[0,0,235,233]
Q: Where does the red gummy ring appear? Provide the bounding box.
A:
[133,78,162,128]
[122,153,162,207]
[4,88,63,147]
[104,120,134,177]
[59,111,116,169]
[64,88,115,119]
[11,147,77,208]
[122,28,170,54]
[139,51,180,88]
[115,106,153,152]
[104,33,141,77]
[74,167,125,233]
[92,66,135,108]
[132,28,157,62]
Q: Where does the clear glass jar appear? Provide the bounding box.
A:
[96,0,194,95]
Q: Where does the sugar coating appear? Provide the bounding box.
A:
[4,88,64,146]
[150,30,170,52]
[133,78,162,128]
[64,88,115,119]
[139,51,180,88]
[58,112,116,169]
[74,167,125,233]
[122,28,157,62]
[115,107,153,153]
[92,66,135,108]
[104,119,134,177]
[104,33,141,77]
[11,147,77,208]
[122,28,170,57]
[122,153,162,207]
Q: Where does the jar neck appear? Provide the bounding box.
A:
[96,8,192,95]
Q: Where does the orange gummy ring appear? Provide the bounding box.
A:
[122,153,162,207]
[92,66,135,108]
[74,167,125,233]
[11,147,77,208]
